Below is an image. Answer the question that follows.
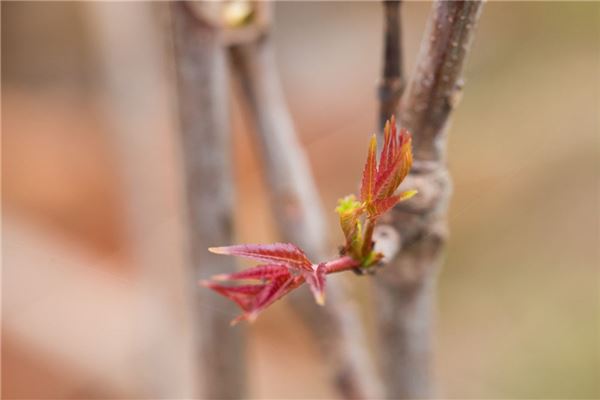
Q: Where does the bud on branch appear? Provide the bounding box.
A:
[202,116,415,323]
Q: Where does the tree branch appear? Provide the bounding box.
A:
[170,3,246,398]
[378,0,405,131]
[400,0,484,164]
[229,9,383,398]
[374,1,485,398]
[85,3,196,396]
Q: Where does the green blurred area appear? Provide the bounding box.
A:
[2,1,599,398]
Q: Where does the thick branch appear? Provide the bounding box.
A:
[399,0,484,164]
[170,3,246,398]
[229,23,383,399]
[378,0,405,130]
[374,1,484,398]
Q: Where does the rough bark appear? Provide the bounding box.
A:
[373,1,485,398]
[170,3,246,398]
[229,27,383,399]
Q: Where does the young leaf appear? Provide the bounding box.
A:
[349,219,363,260]
[239,274,304,324]
[202,268,304,325]
[253,274,295,311]
[304,263,327,306]
[369,195,401,218]
[385,133,413,197]
[211,264,291,282]
[379,117,393,172]
[386,116,398,172]
[201,281,266,312]
[209,243,312,271]
[398,189,417,202]
[374,128,412,200]
[369,190,417,218]
[335,195,362,243]
[360,134,378,203]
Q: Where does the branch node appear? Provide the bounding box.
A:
[373,224,402,263]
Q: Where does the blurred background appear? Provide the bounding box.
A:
[2,1,598,399]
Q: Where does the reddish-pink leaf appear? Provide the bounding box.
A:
[388,118,398,169]
[254,275,294,309]
[380,119,392,172]
[369,194,401,218]
[374,152,401,199]
[202,267,305,324]
[304,263,327,306]
[241,274,303,324]
[209,243,312,271]
[211,264,290,282]
[201,282,265,296]
[369,189,417,218]
[360,134,378,203]
[201,281,266,312]
[374,128,412,199]
[387,134,412,194]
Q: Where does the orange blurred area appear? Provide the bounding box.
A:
[2,2,599,399]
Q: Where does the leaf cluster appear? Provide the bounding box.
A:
[203,117,416,323]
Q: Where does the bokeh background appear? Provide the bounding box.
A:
[2,1,599,399]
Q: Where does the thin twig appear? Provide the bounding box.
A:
[374,1,485,398]
[170,3,246,398]
[378,0,405,131]
[229,9,383,398]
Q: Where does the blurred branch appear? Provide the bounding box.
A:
[228,5,383,398]
[85,2,196,397]
[374,1,484,398]
[378,0,405,130]
[170,3,246,398]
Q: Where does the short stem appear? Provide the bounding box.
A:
[324,256,361,274]
[361,217,377,256]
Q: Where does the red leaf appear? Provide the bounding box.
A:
[380,119,392,172]
[209,243,312,271]
[369,189,417,218]
[388,117,398,170]
[254,274,294,310]
[201,281,266,312]
[374,152,401,199]
[202,267,305,324]
[211,264,291,282]
[374,128,412,199]
[360,134,378,203]
[241,274,303,324]
[388,133,412,192]
[369,194,401,218]
[304,263,327,306]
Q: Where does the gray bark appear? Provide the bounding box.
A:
[374,1,485,398]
